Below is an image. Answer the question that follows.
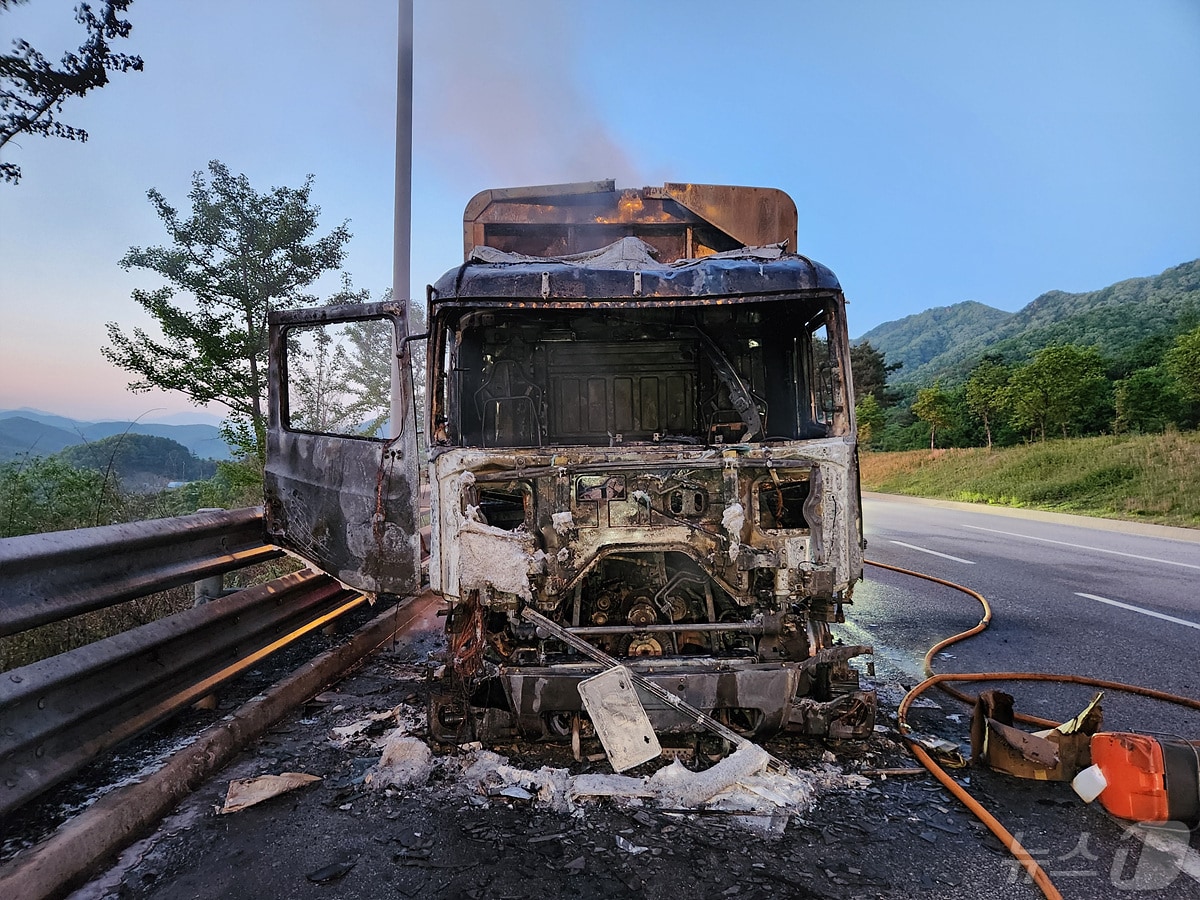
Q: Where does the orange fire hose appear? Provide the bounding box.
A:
[865,558,1200,900]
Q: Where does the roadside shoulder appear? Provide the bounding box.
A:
[862,491,1200,545]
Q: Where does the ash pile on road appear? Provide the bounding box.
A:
[288,657,870,838]
[78,645,1019,900]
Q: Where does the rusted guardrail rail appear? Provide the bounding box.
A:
[0,508,284,636]
[0,509,368,818]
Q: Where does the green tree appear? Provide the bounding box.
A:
[854,394,885,448]
[1114,331,1176,379]
[850,341,902,406]
[1004,344,1110,441]
[0,0,143,184]
[1114,367,1184,434]
[0,456,121,537]
[103,161,352,462]
[153,456,267,514]
[912,381,953,450]
[965,358,1010,449]
[286,279,395,436]
[1165,324,1200,403]
[58,433,216,483]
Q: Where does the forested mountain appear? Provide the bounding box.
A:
[57,434,216,489]
[855,301,1012,375]
[0,416,81,459]
[860,259,1200,386]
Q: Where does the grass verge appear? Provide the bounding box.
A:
[859,430,1200,528]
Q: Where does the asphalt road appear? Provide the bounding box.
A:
[830,493,1200,899]
[842,493,1200,736]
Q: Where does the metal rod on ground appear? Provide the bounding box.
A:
[520,607,791,774]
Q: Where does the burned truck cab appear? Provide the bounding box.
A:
[423,182,872,744]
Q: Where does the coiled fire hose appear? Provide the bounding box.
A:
[866,558,1200,900]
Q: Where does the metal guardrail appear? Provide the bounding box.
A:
[0,570,364,817]
[0,508,370,818]
[0,508,284,637]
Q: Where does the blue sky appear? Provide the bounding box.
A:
[1,0,1198,422]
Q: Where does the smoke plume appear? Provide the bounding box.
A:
[417,1,643,188]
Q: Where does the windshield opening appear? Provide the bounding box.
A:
[430,299,847,450]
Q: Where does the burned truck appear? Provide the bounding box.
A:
[265,181,872,748]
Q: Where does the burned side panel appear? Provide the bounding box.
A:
[461,180,798,262]
[264,302,422,596]
[265,430,419,593]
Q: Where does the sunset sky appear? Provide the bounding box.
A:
[2,0,1198,423]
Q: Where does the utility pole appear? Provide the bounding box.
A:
[391,0,413,438]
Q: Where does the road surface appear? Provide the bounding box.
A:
[845,493,1199,737]
[833,494,1200,899]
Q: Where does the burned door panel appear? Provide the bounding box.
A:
[265,430,418,593]
[264,302,421,596]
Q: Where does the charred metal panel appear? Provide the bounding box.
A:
[264,430,418,593]
[462,181,797,262]
[432,248,841,304]
[652,183,798,254]
[429,440,862,619]
[264,302,421,596]
[545,340,696,443]
[502,660,801,739]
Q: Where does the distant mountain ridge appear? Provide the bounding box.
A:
[855,301,1013,375]
[0,409,233,462]
[856,259,1200,385]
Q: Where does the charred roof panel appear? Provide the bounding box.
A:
[430,237,841,306]
[462,181,798,262]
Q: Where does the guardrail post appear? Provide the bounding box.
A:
[192,575,224,607]
[191,510,226,607]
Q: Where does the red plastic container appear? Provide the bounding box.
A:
[1090,732,1200,823]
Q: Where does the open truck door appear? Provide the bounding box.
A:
[264,300,422,596]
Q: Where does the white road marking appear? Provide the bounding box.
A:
[963,524,1200,571]
[1075,593,1200,631]
[1129,822,1200,887]
[888,541,975,564]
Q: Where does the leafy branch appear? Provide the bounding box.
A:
[1,0,143,184]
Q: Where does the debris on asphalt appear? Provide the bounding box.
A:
[218,772,322,814]
[970,689,1102,781]
[908,734,967,768]
[441,741,860,836]
[615,835,649,854]
[328,707,402,746]
[649,744,773,808]
[304,856,357,884]
[364,731,433,789]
